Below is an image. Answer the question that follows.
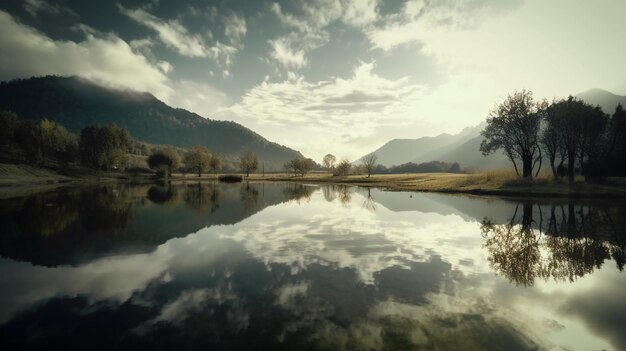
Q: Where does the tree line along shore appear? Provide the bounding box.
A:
[1,87,626,199]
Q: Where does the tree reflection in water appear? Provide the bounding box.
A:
[360,188,377,212]
[147,184,180,207]
[320,185,353,206]
[282,184,315,203]
[79,186,133,233]
[240,182,259,210]
[184,182,221,212]
[481,201,626,286]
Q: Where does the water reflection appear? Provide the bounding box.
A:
[481,202,626,286]
[0,182,299,266]
[0,184,624,350]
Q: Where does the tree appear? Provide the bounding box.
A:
[285,157,314,176]
[547,97,609,182]
[334,159,351,176]
[240,151,258,177]
[322,154,336,171]
[162,146,181,176]
[480,90,545,179]
[209,154,222,176]
[184,146,211,177]
[148,147,180,177]
[361,153,378,177]
[15,119,76,166]
[78,123,132,171]
[148,153,169,176]
[0,110,19,145]
[541,101,568,179]
[607,104,626,176]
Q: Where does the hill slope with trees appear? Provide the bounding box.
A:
[0,76,303,169]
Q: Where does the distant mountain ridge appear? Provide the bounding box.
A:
[576,88,626,114]
[360,88,626,170]
[0,76,303,169]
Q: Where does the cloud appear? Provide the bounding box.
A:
[23,0,77,18]
[222,60,431,159]
[0,10,170,95]
[339,0,381,27]
[229,61,421,128]
[119,5,239,69]
[366,0,507,51]
[224,12,247,45]
[166,80,228,117]
[120,5,209,58]
[267,0,380,70]
[268,37,308,69]
[0,10,226,118]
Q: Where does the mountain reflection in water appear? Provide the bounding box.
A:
[0,183,624,351]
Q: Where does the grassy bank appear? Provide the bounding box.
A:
[2,163,625,198]
[237,170,626,198]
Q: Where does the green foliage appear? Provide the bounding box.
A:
[148,146,181,176]
[78,124,132,171]
[0,76,302,169]
[14,118,76,166]
[480,90,545,179]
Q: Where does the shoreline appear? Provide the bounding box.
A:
[2,163,626,199]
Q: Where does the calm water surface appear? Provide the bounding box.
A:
[0,182,624,350]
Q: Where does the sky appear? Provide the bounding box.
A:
[1,0,625,161]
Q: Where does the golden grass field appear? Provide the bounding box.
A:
[2,162,626,199]
[234,169,626,198]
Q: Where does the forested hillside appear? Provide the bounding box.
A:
[0,76,302,169]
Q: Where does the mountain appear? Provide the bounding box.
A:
[0,76,302,169]
[576,88,626,114]
[359,122,509,170]
[359,124,482,167]
[361,88,626,171]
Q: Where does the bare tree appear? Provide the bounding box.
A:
[240,151,258,177]
[322,153,336,171]
[334,159,351,176]
[209,154,222,176]
[361,153,378,177]
[284,157,314,176]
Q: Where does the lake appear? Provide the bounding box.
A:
[0,182,624,350]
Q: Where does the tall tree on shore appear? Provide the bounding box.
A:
[334,159,351,176]
[607,104,626,175]
[184,146,211,177]
[16,119,76,166]
[480,90,545,178]
[78,123,131,171]
[209,154,222,176]
[240,151,258,177]
[0,110,19,145]
[148,146,180,177]
[361,153,378,178]
[541,102,568,179]
[162,146,181,176]
[547,96,608,182]
[323,154,336,171]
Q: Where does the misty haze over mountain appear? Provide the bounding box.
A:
[358,89,625,170]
